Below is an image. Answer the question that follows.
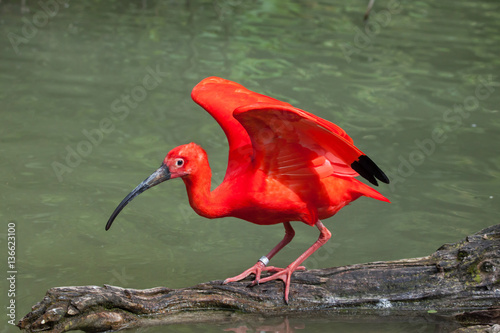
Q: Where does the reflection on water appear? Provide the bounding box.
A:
[224,318,305,333]
[138,315,457,333]
[1,0,499,332]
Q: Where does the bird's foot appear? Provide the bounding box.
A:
[256,265,305,304]
[223,261,288,285]
[222,261,305,286]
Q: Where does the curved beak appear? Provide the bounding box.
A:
[105,164,171,231]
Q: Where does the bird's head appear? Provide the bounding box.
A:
[105,142,206,231]
[163,142,207,179]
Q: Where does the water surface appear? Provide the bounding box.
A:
[1,1,499,332]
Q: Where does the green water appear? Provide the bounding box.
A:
[1,0,499,332]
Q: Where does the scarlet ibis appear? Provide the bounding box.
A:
[105,77,390,303]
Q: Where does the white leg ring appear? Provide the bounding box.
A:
[258,256,270,266]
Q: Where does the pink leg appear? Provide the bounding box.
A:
[224,222,304,285]
[258,220,332,303]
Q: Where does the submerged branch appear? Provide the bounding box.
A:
[364,0,376,21]
[19,224,500,332]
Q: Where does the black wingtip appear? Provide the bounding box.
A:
[351,155,390,186]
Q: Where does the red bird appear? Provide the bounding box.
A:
[106,77,390,303]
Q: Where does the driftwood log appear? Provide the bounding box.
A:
[19,224,500,332]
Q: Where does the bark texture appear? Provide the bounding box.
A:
[19,224,500,332]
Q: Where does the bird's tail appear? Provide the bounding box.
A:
[354,178,391,203]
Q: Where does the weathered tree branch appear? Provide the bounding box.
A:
[19,224,500,332]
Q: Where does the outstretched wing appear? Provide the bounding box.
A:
[233,103,389,186]
[191,77,292,168]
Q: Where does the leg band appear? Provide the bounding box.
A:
[258,256,270,266]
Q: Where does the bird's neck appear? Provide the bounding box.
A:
[182,164,225,219]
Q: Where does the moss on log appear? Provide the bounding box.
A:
[18,224,500,332]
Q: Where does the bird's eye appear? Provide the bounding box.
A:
[175,159,184,167]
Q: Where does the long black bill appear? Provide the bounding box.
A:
[105,164,171,231]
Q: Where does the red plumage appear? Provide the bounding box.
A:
[106,77,390,303]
